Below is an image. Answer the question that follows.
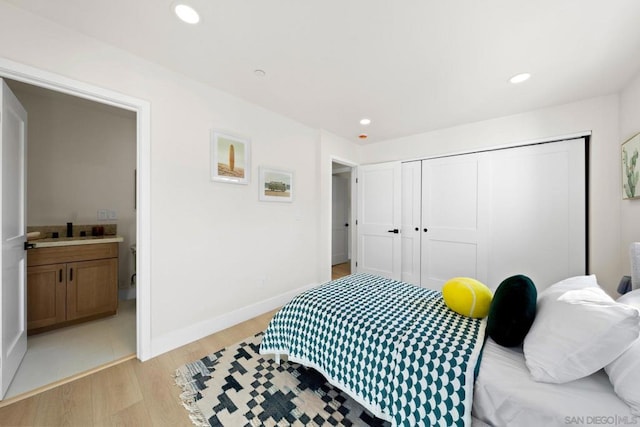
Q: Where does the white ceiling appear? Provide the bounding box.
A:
[7,0,640,143]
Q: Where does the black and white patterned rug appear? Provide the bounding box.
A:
[175,332,389,426]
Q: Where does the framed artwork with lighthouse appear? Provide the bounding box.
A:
[211,130,251,184]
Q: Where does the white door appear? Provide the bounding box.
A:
[486,138,586,290]
[357,162,402,279]
[421,154,489,290]
[1,79,28,399]
[332,174,349,265]
[401,161,421,285]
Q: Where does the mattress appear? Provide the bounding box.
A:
[473,338,635,426]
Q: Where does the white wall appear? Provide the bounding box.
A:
[619,71,640,277]
[360,96,622,295]
[0,2,325,355]
[12,85,137,290]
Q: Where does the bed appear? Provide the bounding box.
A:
[260,273,640,426]
[473,338,635,426]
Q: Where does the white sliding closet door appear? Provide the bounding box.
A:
[420,154,489,290]
[357,162,402,279]
[486,138,586,290]
[401,161,422,285]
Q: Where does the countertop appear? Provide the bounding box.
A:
[31,235,124,248]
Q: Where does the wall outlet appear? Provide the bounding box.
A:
[107,209,117,220]
[97,209,108,220]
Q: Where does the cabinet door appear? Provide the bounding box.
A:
[27,264,66,330]
[66,259,118,321]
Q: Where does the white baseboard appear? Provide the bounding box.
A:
[150,282,318,358]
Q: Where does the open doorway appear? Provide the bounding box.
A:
[0,58,150,402]
[2,79,136,399]
[331,161,355,280]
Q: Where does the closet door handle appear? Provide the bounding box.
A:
[59,269,63,283]
[387,229,399,234]
[423,228,428,232]
[69,268,73,281]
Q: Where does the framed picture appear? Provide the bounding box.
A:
[259,167,293,202]
[622,132,640,199]
[211,130,250,184]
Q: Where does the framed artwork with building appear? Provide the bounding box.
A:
[259,167,293,202]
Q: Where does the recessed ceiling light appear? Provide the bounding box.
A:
[174,4,200,24]
[509,73,531,84]
[254,69,266,78]
[360,118,372,126]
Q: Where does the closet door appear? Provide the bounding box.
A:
[486,138,586,289]
[420,154,489,290]
[401,161,422,285]
[357,162,402,279]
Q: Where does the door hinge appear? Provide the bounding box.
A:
[355,178,358,184]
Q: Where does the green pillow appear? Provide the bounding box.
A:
[487,275,537,347]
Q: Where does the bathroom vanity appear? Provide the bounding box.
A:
[26,236,123,335]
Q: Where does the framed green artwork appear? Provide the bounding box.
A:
[622,132,640,199]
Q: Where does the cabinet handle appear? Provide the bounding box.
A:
[69,268,73,281]
[387,229,399,234]
[59,269,63,283]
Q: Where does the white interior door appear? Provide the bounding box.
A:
[421,154,488,290]
[332,174,349,265]
[1,79,28,399]
[401,161,421,285]
[487,138,586,290]
[357,162,402,279]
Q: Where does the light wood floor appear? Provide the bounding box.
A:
[331,261,351,280]
[0,308,279,426]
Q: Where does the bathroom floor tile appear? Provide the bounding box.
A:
[5,299,136,399]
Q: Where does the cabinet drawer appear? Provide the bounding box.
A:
[28,243,118,266]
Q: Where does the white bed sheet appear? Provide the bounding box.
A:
[473,338,636,427]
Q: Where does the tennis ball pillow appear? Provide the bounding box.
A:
[442,277,493,318]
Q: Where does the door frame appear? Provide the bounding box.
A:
[0,57,151,361]
[331,158,357,276]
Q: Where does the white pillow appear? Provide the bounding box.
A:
[523,276,640,384]
[606,289,640,415]
[617,287,640,306]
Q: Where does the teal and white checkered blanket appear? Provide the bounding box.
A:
[260,274,486,426]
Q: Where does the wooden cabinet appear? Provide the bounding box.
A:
[27,243,119,334]
[27,263,66,330]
